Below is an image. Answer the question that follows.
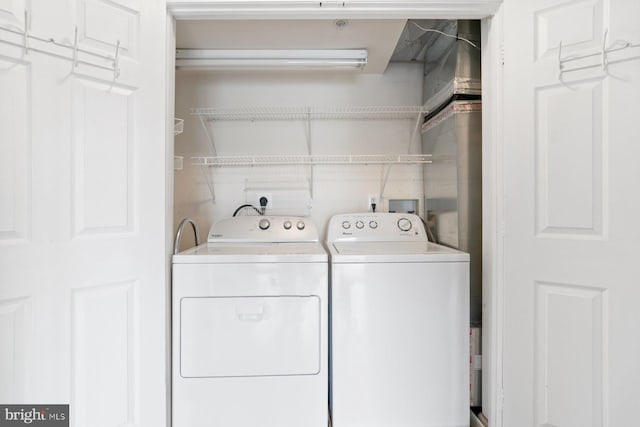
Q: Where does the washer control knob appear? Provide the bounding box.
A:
[283,220,292,230]
[355,220,365,229]
[342,221,351,230]
[296,221,306,230]
[369,220,378,229]
[397,217,412,232]
[258,218,271,230]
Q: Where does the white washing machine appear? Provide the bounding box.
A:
[172,216,328,427]
[327,213,470,427]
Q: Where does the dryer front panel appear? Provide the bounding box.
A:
[180,295,320,378]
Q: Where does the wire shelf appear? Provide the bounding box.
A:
[192,154,432,167]
[191,106,430,122]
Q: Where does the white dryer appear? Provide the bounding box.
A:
[327,213,470,427]
[173,216,328,427]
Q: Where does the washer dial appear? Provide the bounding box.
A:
[397,217,412,232]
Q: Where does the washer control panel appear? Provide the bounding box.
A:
[327,213,426,242]
[208,216,318,243]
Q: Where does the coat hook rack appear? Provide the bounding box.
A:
[0,9,123,80]
[558,28,640,79]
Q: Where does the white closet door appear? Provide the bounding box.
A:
[0,1,168,426]
[501,0,640,426]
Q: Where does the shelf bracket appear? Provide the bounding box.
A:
[200,164,216,203]
[305,108,314,200]
[198,115,217,156]
[407,110,424,153]
[379,163,393,201]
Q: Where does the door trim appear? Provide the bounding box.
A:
[481,6,504,427]
[164,2,505,426]
[167,1,502,20]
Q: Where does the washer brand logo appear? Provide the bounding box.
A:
[0,405,68,426]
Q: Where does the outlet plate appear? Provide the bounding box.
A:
[257,193,272,209]
[368,195,378,210]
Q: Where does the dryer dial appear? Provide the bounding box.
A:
[258,219,271,230]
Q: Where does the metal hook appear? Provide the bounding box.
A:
[72,26,79,69]
[23,9,29,55]
[557,40,563,80]
[601,29,609,72]
[113,40,121,81]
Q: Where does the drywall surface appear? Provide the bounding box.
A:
[173,62,424,244]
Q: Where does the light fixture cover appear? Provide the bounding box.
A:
[175,49,368,70]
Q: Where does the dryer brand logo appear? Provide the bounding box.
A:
[1,405,68,426]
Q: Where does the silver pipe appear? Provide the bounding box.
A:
[174,217,200,254]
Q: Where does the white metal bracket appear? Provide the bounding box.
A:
[558,29,640,80]
[407,110,424,153]
[198,115,217,157]
[200,164,216,204]
[0,12,123,79]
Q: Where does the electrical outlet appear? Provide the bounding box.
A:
[257,194,272,210]
[368,195,378,210]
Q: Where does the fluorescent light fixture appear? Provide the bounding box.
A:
[175,49,368,70]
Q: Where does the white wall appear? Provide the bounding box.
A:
[173,62,424,245]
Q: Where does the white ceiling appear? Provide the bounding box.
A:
[175,19,408,74]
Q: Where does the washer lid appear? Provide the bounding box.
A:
[330,241,469,263]
[173,242,328,264]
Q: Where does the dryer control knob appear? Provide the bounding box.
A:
[355,220,365,229]
[342,221,351,230]
[369,220,378,229]
[296,221,306,230]
[397,217,412,232]
[259,218,271,230]
[283,220,292,230]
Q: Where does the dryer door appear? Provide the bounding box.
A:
[180,295,320,378]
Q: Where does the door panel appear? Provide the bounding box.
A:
[502,0,640,426]
[0,58,30,243]
[71,77,135,235]
[0,0,167,425]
